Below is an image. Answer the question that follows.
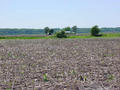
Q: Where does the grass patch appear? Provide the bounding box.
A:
[0,36,55,39]
[0,33,120,39]
[68,35,93,39]
[102,33,120,38]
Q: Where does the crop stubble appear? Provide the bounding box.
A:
[0,39,120,90]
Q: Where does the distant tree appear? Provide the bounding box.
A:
[72,26,77,34]
[44,27,50,35]
[49,29,54,35]
[91,25,101,36]
[64,27,71,31]
[56,30,67,38]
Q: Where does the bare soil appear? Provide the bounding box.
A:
[0,39,120,90]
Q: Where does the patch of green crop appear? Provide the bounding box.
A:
[43,73,48,82]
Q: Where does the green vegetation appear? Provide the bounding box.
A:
[91,25,101,36]
[0,27,120,35]
[80,75,87,81]
[71,70,76,75]
[72,26,77,34]
[6,89,10,90]
[63,27,71,31]
[102,33,120,37]
[0,33,120,39]
[107,74,114,80]
[0,28,45,35]
[67,35,92,39]
[44,27,50,35]
[0,25,120,39]
[49,29,54,35]
[43,73,49,82]
[55,30,67,38]
[0,36,55,39]
[44,27,54,35]
[106,74,114,82]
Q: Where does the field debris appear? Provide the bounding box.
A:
[0,39,120,90]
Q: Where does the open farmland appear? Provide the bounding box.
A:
[0,39,120,90]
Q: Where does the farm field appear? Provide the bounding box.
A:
[0,39,120,90]
[0,33,120,39]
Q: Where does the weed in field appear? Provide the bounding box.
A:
[84,76,87,81]
[7,82,12,87]
[107,74,114,81]
[32,63,36,67]
[6,88,10,90]
[23,53,26,57]
[21,71,24,74]
[80,75,84,81]
[8,52,11,57]
[103,54,114,57]
[79,75,87,81]
[43,73,48,82]
[12,55,18,59]
[71,70,76,75]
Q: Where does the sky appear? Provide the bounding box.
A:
[0,0,120,28]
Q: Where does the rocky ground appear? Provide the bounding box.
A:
[0,39,120,90]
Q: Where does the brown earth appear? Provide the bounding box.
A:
[0,39,120,90]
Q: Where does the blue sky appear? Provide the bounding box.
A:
[0,0,120,28]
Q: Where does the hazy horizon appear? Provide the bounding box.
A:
[0,0,120,28]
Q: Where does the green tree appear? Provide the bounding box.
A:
[49,29,54,35]
[56,30,67,38]
[64,27,71,31]
[91,25,100,36]
[44,27,50,35]
[72,26,77,34]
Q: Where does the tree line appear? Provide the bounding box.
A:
[44,26,77,35]
[44,25,101,38]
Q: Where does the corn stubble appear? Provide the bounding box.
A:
[0,39,120,90]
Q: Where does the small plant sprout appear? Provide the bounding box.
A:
[71,70,76,75]
[43,73,48,82]
[21,71,24,74]
[79,75,87,81]
[108,74,114,81]
[80,75,84,81]
[84,76,87,81]
[8,52,11,57]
